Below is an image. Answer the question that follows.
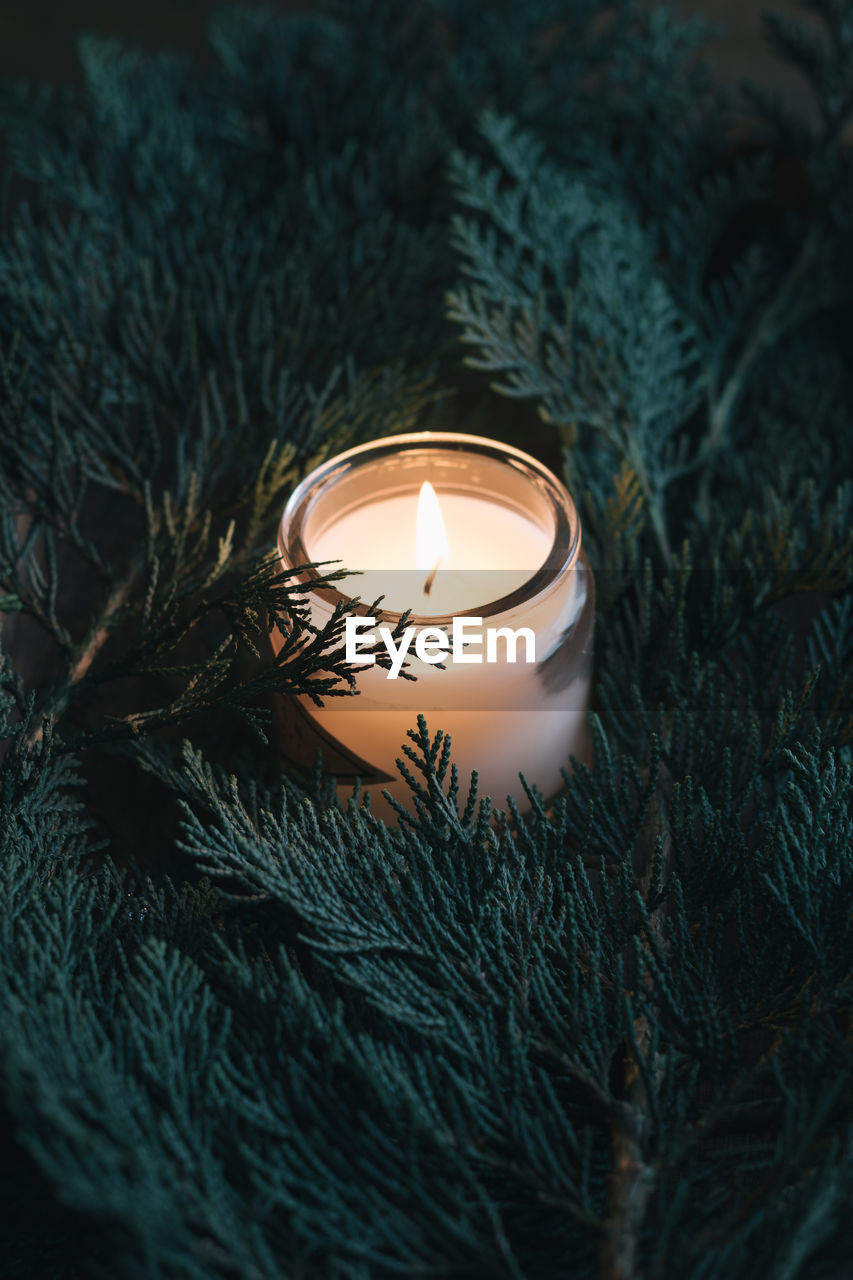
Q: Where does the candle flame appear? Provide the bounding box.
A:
[416,481,449,593]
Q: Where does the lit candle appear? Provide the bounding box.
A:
[273,432,594,814]
[309,479,551,615]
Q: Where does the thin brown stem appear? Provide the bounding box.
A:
[25,571,139,748]
[600,1064,654,1280]
[600,766,673,1280]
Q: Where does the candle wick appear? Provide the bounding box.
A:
[423,558,442,596]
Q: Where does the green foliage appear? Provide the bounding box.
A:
[0,1,853,1277]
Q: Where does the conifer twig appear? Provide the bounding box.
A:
[600,766,673,1280]
[600,1049,654,1280]
[25,570,139,748]
[631,456,672,570]
[699,227,821,521]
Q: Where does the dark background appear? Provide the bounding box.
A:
[0,0,814,109]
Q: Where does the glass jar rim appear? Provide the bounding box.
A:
[278,431,582,623]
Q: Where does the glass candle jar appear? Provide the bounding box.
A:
[272,432,594,814]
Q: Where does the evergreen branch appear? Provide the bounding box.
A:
[24,567,140,748]
[601,763,672,1280]
[700,226,823,519]
[1,3,853,1276]
[601,1064,653,1280]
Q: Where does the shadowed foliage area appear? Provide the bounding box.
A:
[1,2,853,1277]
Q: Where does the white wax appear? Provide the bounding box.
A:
[309,492,551,615]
